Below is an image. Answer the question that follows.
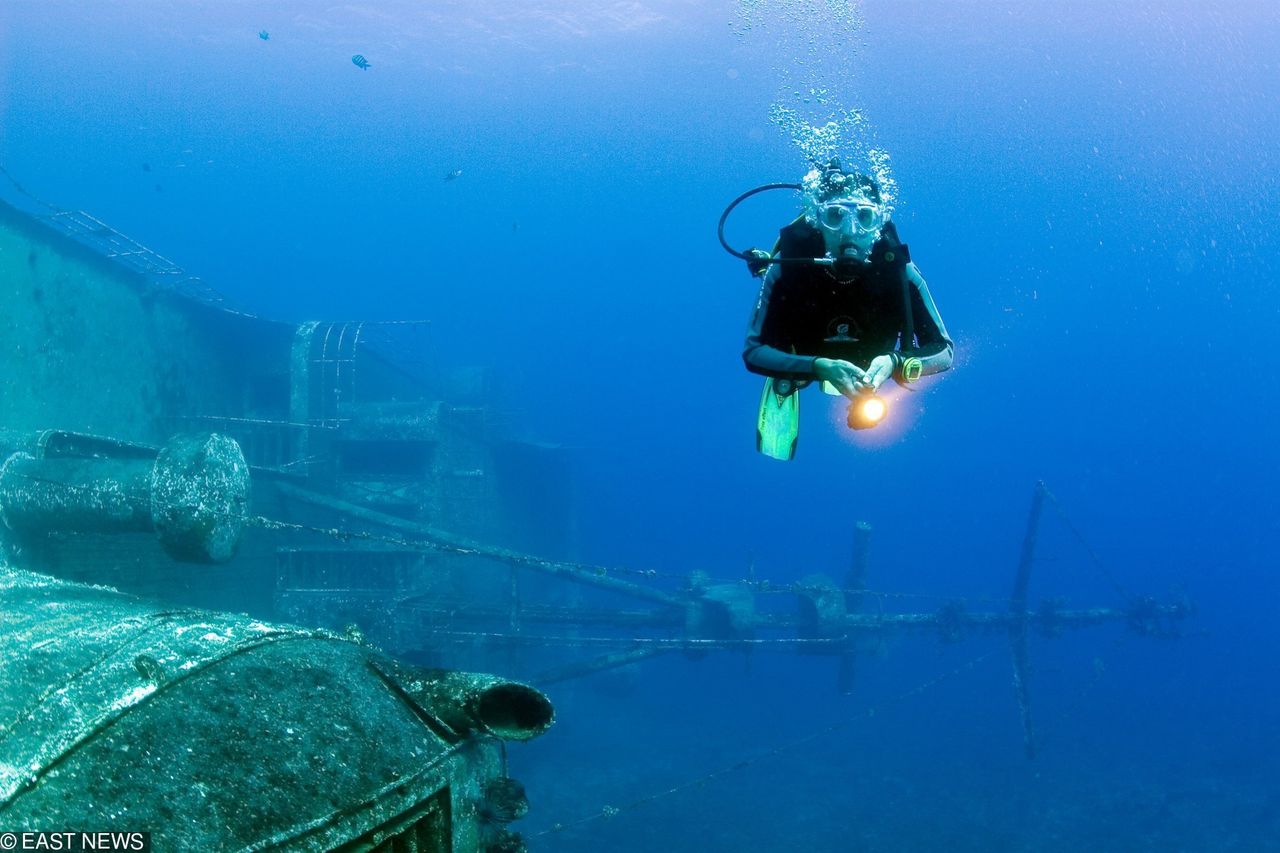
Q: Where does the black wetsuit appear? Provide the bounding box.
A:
[743,220,953,384]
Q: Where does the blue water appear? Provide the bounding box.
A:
[4,1,1278,849]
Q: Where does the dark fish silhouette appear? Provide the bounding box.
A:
[444,169,462,182]
[141,163,151,172]
[259,30,269,40]
[351,54,371,70]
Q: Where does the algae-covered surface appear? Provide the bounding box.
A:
[0,567,502,851]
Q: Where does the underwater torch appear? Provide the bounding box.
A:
[847,392,888,430]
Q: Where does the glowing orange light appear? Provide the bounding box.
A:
[847,394,888,430]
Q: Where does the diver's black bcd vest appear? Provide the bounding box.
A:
[761,220,914,368]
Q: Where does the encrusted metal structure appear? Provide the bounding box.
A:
[0,431,250,564]
[0,186,565,848]
[0,189,574,614]
[1,566,551,851]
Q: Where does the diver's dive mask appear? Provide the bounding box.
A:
[817,196,884,262]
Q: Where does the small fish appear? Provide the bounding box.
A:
[141,162,151,172]
[444,169,462,181]
[259,30,270,41]
[352,54,371,70]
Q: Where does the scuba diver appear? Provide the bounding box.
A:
[721,160,953,459]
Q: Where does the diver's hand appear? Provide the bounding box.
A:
[814,357,865,400]
[859,354,896,392]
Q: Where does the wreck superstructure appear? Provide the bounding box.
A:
[0,190,574,608]
[0,187,565,848]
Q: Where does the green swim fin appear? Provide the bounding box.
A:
[756,377,800,461]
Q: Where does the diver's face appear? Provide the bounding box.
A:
[818,196,884,261]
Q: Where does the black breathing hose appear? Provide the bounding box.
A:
[717,182,803,260]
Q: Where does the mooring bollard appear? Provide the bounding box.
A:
[0,431,250,563]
